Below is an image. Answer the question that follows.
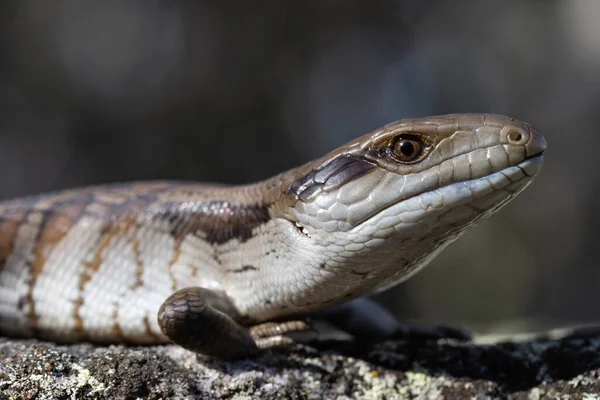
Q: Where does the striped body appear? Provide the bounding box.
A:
[0,180,322,343]
[0,183,229,342]
[0,114,546,346]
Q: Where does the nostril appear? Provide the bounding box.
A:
[508,131,523,142]
[502,125,529,145]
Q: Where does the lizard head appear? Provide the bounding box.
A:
[281,114,546,295]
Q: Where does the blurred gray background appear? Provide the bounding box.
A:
[0,0,597,334]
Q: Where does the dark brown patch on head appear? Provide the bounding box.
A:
[157,201,271,245]
[287,154,376,202]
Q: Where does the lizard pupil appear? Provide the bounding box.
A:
[392,136,423,162]
[399,141,415,156]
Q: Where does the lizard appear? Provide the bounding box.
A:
[0,114,546,358]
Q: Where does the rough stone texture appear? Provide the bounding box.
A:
[1,334,600,399]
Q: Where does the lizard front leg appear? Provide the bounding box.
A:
[157,287,310,358]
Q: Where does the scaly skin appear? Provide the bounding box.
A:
[0,114,546,357]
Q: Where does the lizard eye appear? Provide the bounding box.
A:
[390,134,425,163]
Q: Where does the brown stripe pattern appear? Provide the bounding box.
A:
[156,201,271,245]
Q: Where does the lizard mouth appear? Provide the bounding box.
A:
[350,153,544,231]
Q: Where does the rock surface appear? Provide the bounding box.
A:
[1,334,600,399]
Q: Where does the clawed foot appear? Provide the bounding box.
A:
[249,320,313,349]
[158,287,313,358]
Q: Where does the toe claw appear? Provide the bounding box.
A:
[250,320,312,339]
[254,335,296,350]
